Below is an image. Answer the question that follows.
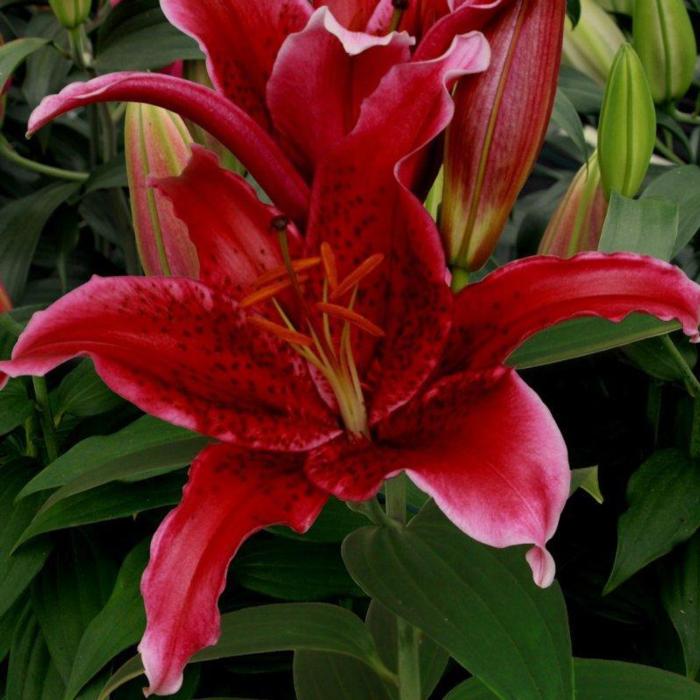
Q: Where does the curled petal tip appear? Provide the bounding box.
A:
[526,545,556,588]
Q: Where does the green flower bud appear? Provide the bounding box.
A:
[596,0,633,14]
[598,44,656,198]
[563,0,626,85]
[48,0,92,29]
[633,0,697,104]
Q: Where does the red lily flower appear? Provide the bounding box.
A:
[25,0,507,223]
[3,28,700,695]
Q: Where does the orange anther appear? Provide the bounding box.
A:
[320,242,338,291]
[330,253,384,301]
[240,277,296,308]
[316,303,385,337]
[254,257,321,288]
[249,315,314,347]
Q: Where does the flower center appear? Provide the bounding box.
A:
[241,219,384,437]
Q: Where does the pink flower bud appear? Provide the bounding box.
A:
[124,103,199,277]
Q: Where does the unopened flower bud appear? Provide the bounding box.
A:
[48,0,92,29]
[0,282,11,313]
[124,104,199,277]
[538,152,608,256]
[441,0,566,272]
[596,0,633,14]
[597,44,656,199]
[563,0,626,85]
[633,0,697,105]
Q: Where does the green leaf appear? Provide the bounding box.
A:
[0,595,29,663]
[558,67,604,114]
[16,472,185,544]
[606,449,700,593]
[624,335,697,382]
[95,0,202,72]
[661,531,700,678]
[342,503,574,700]
[642,164,700,254]
[294,651,394,700]
[31,534,116,683]
[98,603,394,698]
[6,605,66,700]
[233,538,362,601]
[0,460,51,619]
[570,466,604,504]
[446,659,700,699]
[51,361,123,422]
[552,90,588,164]
[18,414,208,498]
[509,314,680,369]
[0,379,33,435]
[0,182,80,302]
[64,542,149,700]
[599,192,679,260]
[566,0,581,25]
[0,37,49,83]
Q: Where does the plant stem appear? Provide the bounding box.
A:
[654,137,685,165]
[385,474,407,524]
[671,108,700,125]
[690,395,700,460]
[31,377,59,463]
[0,136,89,182]
[397,618,421,700]
[660,334,700,397]
[450,266,470,293]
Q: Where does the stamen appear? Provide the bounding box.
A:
[254,257,321,288]
[320,242,338,291]
[316,303,385,337]
[331,254,384,301]
[240,275,309,308]
[249,315,314,347]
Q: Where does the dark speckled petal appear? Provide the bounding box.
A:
[0,276,339,450]
[139,444,327,696]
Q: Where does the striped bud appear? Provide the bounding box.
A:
[441,0,566,272]
[633,0,697,105]
[124,104,199,277]
[563,0,626,85]
[48,0,92,29]
[597,44,656,199]
[538,152,608,256]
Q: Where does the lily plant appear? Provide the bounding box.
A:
[2,0,700,697]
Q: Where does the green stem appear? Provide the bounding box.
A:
[385,474,407,524]
[23,414,39,459]
[450,266,470,293]
[671,108,700,125]
[0,136,88,182]
[31,377,59,463]
[660,335,700,397]
[654,137,685,165]
[346,498,392,526]
[690,395,700,460]
[397,618,421,700]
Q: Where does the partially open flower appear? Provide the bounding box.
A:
[538,152,608,257]
[124,103,199,278]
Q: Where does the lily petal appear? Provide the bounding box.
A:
[267,7,413,174]
[312,0,380,30]
[447,253,700,372]
[140,444,326,696]
[154,146,293,297]
[27,73,310,223]
[307,368,569,587]
[367,0,451,38]
[0,276,338,450]
[160,0,312,130]
[307,32,490,421]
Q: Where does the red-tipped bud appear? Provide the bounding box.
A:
[538,152,608,257]
[124,104,199,278]
[441,0,566,272]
